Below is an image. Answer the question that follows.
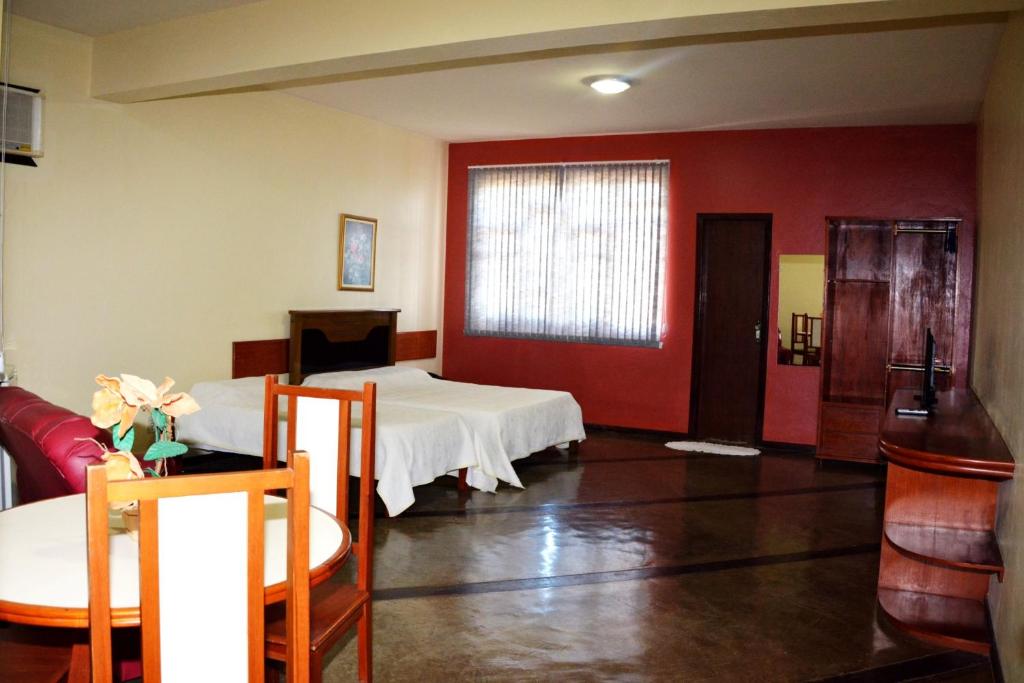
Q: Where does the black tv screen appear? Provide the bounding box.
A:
[920,327,937,409]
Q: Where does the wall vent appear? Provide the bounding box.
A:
[1,82,43,161]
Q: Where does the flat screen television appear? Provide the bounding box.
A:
[917,327,937,411]
[918,327,938,410]
[896,327,938,417]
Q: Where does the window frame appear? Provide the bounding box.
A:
[464,159,669,348]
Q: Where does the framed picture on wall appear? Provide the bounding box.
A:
[338,214,378,291]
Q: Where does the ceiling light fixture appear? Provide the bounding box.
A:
[586,76,631,95]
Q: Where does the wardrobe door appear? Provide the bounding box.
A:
[821,219,892,406]
[887,220,958,398]
[817,219,891,463]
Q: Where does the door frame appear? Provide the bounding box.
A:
[689,213,773,444]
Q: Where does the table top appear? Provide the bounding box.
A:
[0,493,350,628]
[880,389,1015,480]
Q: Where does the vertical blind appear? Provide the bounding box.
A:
[465,161,669,347]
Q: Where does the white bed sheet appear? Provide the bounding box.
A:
[175,377,483,516]
[303,367,587,487]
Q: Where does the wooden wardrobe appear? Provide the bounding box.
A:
[816,217,972,464]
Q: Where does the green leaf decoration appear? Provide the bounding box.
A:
[113,426,135,452]
[144,468,161,478]
[151,408,168,433]
[143,440,189,461]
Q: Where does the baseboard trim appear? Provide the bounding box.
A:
[759,440,816,455]
[582,425,818,454]
[987,606,1005,683]
[582,423,689,440]
[810,650,988,682]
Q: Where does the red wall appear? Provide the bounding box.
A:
[443,126,976,443]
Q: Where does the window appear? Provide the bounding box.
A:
[465,161,669,347]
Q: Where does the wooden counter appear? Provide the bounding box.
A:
[877,389,1014,654]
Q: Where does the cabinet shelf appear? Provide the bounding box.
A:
[829,278,890,285]
[877,588,989,655]
[821,396,884,407]
[884,522,1004,579]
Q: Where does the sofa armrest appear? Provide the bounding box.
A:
[0,387,112,504]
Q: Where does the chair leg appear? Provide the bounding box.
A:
[309,650,323,683]
[357,602,372,682]
[457,467,468,493]
[68,643,90,683]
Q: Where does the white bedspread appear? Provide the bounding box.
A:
[303,367,587,489]
[176,377,481,516]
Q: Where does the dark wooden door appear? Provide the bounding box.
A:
[691,215,771,444]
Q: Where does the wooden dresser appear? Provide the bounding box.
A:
[817,218,970,464]
[876,389,1014,654]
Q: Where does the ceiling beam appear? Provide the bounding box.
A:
[91,0,1023,103]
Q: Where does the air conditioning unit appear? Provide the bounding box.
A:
[1,83,43,158]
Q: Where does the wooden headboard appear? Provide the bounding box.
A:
[289,309,398,383]
[232,309,437,383]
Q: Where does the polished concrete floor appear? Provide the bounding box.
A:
[319,430,996,682]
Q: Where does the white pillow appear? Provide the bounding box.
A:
[187,376,276,408]
[302,365,432,391]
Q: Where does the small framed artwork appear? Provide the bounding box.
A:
[338,213,378,291]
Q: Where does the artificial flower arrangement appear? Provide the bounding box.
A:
[90,373,201,479]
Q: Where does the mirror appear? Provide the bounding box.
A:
[777,254,825,366]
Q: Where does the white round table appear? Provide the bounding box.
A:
[0,494,350,628]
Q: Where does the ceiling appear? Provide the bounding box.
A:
[9,0,263,36]
[284,22,1004,142]
[8,3,1006,143]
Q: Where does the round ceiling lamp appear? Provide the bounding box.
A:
[586,76,632,95]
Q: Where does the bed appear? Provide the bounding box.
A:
[177,309,585,515]
[176,375,484,515]
[304,365,585,486]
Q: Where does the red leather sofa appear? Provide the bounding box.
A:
[0,386,111,504]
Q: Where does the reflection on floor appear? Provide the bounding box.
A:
[320,429,996,682]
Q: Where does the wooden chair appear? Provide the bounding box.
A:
[262,375,376,682]
[85,452,313,682]
[0,624,84,683]
[791,312,810,359]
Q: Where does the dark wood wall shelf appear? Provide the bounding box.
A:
[876,389,1014,655]
[817,218,970,464]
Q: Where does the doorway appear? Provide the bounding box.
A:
[690,214,772,444]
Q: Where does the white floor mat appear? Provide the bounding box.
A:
[665,441,761,456]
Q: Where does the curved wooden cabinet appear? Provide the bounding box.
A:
[876,389,1014,655]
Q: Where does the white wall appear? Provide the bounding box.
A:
[2,17,447,413]
[974,10,1024,680]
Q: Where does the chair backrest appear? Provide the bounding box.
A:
[262,375,376,594]
[85,453,312,683]
[791,312,809,352]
